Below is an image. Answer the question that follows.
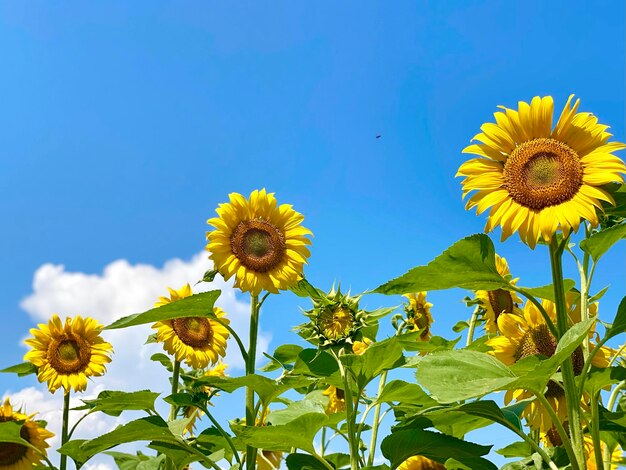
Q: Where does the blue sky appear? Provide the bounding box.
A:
[1,1,625,468]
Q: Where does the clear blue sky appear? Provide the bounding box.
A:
[1,1,625,467]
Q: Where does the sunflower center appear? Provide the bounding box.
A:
[503,138,583,210]
[172,317,213,348]
[230,219,286,273]
[515,324,557,361]
[0,420,29,465]
[319,306,354,340]
[487,289,514,319]
[48,336,92,374]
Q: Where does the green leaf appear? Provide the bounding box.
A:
[0,420,30,445]
[580,222,626,262]
[415,350,517,403]
[518,280,576,303]
[380,428,496,470]
[293,349,340,377]
[374,234,508,294]
[495,441,534,458]
[58,416,182,465]
[199,269,219,284]
[401,335,461,356]
[285,453,331,470]
[268,392,327,425]
[375,380,438,408]
[231,413,328,454]
[452,321,470,333]
[289,278,325,299]
[606,296,626,339]
[79,390,160,417]
[0,362,38,377]
[582,367,626,397]
[340,335,405,389]
[105,291,221,329]
[105,451,166,470]
[150,353,173,372]
[260,344,304,372]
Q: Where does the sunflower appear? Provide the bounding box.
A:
[24,315,113,393]
[0,398,54,470]
[152,284,230,369]
[397,455,446,470]
[486,300,610,432]
[403,292,434,341]
[206,189,312,296]
[323,385,346,415]
[583,435,623,470]
[473,255,522,334]
[457,95,626,248]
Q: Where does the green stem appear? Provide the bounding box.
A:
[366,370,388,467]
[535,392,580,470]
[514,428,559,470]
[168,360,181,422]
[246,294,260,470]
[603,381,626,467]
[67,411,89,440]
[337,352,359,470]
[320,426,326,457]
[465,309,479,347]
[198,404,242,465]
[212,316,248,363]
[60,392,70,470]
[590,392,604,470]
[549,237,585,469]
[311,450,334,470]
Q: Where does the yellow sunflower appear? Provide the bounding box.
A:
[397,455,446,470]
[404,292,434,341]
[323,385,346,415]
[152,284,230,369]
[486,300,610,432]
[24,314,113,393]
[583,435,623,470]
[0,398,54,470]
[457,95,626,248]
[473,255,522,334]
[206,189,312,296]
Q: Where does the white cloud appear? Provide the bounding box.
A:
[6,252,272,469]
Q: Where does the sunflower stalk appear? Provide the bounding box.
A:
[589,392,604,470]
[548,237,585,468]
[336,350,359,470]
[60,391,70,470]
[245,294,260,470]
[366,370,388,467]
[465,309,480,347]
[164,360,181,470]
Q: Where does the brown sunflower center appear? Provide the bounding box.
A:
[487,289,514,319]
[48,336,92,374]
[0,419,29,465]
[319,306,354,340]
[230,219,286,273]
[503,138,583,210]
[172,317,213,348]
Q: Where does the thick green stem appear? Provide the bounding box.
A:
[590,392,604,470]
[60,391,70,470]
[366,370,388,467]
[168,360,181,422]
[465,309,479,347]
[337,354,359,470]
[246,294,260,470]
[549,237,585,468]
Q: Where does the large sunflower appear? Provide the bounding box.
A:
[0,398,54,470]
[457,96,626,248]
[397,456,446,470]
[473,255,522,334]
[206,189,312,296]
[486,300,610,432]
[24,315,113,393]
[152,284,230,369]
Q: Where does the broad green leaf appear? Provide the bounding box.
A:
[285,453,331,470]
[268,392,327,425]
[231,413,328,454]
[58,416,182,464]
[261,344,304,372]
[0,362,38,377]
[374,234,508,294]
[606,296,626,339]
[324,453,352,469]
[401,335,461,356]
[415,350,516,403]
[293,349,340,378]
[582,367,626,397]
[517,280,576,303]
[105,451,166,470]
[375,380,438,408]
[79,390,160,417]
[195,426,239,460]
[289,278,325,299]
[452,321,470,333]
[105,291,221,329]
[495,441,533,458]
[380,428,496,470]
[580,222,626,262]
[148,442,208,469]
[0,420,30,445]
[340,335,405,388]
